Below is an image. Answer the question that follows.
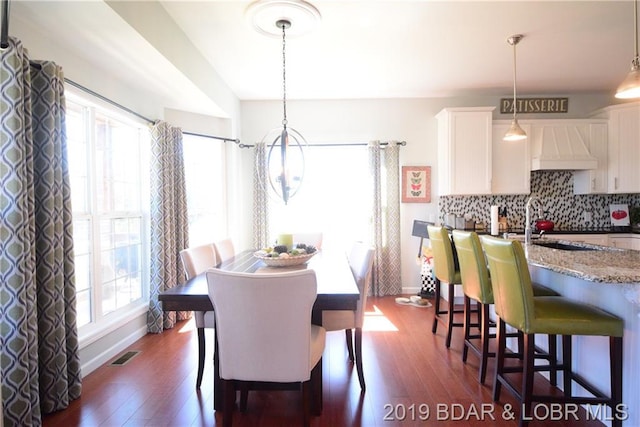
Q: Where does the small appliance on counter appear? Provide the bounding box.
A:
[444,213,475,230]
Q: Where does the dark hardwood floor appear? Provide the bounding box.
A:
[43,296,605,426]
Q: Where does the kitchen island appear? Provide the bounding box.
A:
[521,240,640,427]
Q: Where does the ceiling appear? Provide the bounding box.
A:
[8,0,638,116]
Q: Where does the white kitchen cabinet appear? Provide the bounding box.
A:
[593,103,640,193]
[573,122,608,194]
[437,107,494,196]
[492,121,531,194]
[550,234,610,246]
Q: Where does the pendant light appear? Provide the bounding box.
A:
[504,34,527,141]
[616,0,640,99]
[263,18,308,205]
[246,1,319,205]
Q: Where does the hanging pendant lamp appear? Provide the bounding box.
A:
[616,0,640,99]
[504,34,527,142]
[246,1,319,205]
[268,19,306,205]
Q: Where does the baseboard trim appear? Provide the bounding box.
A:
[402,286,422,295]
[80,325,147,377]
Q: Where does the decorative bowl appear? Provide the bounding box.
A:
[254,251,316,267]
[535,219,555,231]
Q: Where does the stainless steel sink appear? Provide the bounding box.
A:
[531,241,597,251]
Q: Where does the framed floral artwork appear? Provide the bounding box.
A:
[401,166,431,203]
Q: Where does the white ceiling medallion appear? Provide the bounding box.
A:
[245,0,321,38]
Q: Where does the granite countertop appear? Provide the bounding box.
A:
[521,239,640,284]
[471,227,637,236]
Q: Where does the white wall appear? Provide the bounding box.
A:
[240,94,613,293]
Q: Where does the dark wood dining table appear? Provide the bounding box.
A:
[158,249,360,414]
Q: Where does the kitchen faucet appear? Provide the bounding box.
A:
[525,196,543,244]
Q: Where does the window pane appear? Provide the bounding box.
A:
[66,101,89,213]
[183,134,227,246]
[95,115,142,213]
[76,289,91,328]
[65,89,149,332]
[100,216,143,314]
[268,146,371,251]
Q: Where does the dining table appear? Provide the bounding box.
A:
[158,248,360,415]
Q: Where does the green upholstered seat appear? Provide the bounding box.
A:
[453,230,558,303]
[480,236,624,427]
[452,230,559,385]
[531,296,623,337]
[481,236,623,338]
[427,225,473,348]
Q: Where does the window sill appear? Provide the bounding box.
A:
[78,301,148,350]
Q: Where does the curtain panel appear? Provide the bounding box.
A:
[147,122,190,333]
[368,141,402,296]
[1,38,81,426]
[252,142,269,249]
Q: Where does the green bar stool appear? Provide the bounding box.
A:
[452,230,560,385]
[480,236,624,427]
[427,225,478,348]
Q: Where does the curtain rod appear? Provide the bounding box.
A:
[62,78,240,144]
[64,78,155,124]
[237,140,407,149]
[182,131,239,144]
[42,73,406,150]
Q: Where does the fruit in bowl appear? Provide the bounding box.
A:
[255,243,317,258]
[254,243,318,266]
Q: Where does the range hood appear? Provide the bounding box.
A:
[529,122,598,170]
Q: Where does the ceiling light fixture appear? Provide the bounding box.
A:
[504,34,527,142]
[247,0,320,205]
[616,0,640,99]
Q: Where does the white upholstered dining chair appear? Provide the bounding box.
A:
[206,268,326,427]
[213,238,236,263]
[179,243,218,389]
[321,242,375,391]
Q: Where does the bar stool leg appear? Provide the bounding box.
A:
[562,335,572,397]
[520,333,536,427]
[548,334,557,387]
[493,318,506,402]
[445,283,455,348]
[432,278,441,334]
[479,303,491,384]
[611,336,623,427]
[462,296,471,361]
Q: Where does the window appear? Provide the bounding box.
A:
[66,91,150,336]
[268,145,372,251]
[182,134,227,247]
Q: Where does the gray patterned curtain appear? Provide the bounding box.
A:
[1,38,81,426]
[368,141,402,296]
[147,121,189,333]
[253,142,269,249]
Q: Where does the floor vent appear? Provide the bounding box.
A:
[109,350,140,366]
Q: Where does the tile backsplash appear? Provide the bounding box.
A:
[439,171,640,230]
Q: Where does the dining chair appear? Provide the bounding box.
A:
[292,232,323,250]
[452,230,559,385]
[321,242,374,391]
[213,238,236,263]
[480,236,624,427]
[206,268,326,427]
[427,225,476,348]
[179,243,218,389]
